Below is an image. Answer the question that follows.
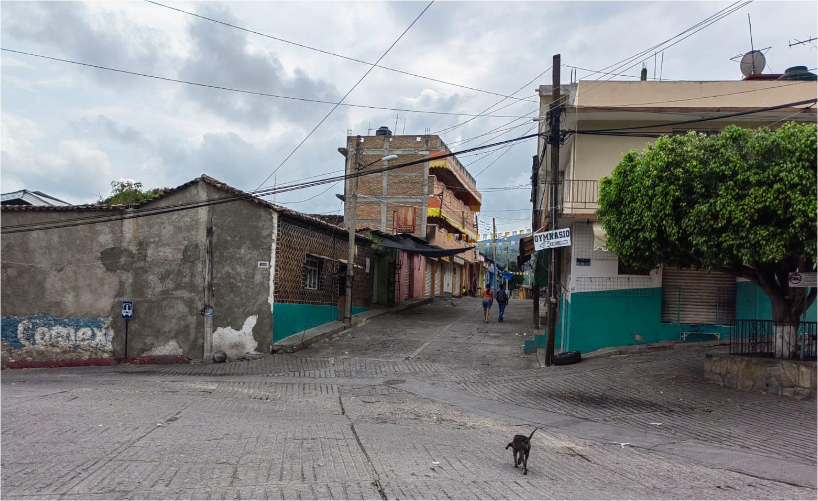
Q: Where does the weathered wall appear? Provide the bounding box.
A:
[1,179,276,365]
[705,353,816,401]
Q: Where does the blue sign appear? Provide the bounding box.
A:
[121,301,133,319]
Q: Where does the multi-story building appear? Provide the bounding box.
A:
[534,69,817,354]
[339,128,481,303]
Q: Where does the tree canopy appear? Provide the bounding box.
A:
[598,123,817,326]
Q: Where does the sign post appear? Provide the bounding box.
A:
[121,301,133,360]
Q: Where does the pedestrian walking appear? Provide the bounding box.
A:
[496,284,509,322]
[481,283,493,323]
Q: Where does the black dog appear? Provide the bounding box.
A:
[506,428,537,475]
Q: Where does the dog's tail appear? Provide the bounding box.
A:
[506,443,513,449]
[528,428,539,440]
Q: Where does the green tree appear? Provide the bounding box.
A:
[598,123,817,358]
[98,180,162,206]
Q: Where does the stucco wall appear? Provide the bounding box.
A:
[1,179,276,364]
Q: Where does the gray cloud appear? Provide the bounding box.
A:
[1,2,165,88]
[179,2,344,129]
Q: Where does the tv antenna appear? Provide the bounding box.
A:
[789,37,817,49]
[729,14,771,76]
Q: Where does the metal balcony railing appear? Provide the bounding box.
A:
[541,180,600,214]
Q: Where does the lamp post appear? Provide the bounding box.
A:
[345,153,398,324]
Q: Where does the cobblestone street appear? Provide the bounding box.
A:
[3,298,816,499]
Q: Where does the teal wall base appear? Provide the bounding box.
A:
[736,281,817,321]
[563,288,731,354]
[273,303,368,342]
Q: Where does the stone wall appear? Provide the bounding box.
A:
[705,353,817,400]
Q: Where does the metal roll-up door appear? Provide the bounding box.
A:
[661,268,736,325]
[437,261,445,296]
[405,254,411,299]
[425,260,432,296]
[444,262,453,295]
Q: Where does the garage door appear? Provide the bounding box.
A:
[661,268,735,325]
[405,254,411,299]
[425,260,432,296]
[444,262,453,295]
[454,264,462,296]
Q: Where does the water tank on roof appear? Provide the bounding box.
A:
[777,66,817,81]
[375,126,393,136]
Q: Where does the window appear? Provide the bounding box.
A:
[303,257,321,290]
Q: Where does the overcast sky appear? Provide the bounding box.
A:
[2,1,816,233]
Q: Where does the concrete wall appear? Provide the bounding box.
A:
[1,179,276,365]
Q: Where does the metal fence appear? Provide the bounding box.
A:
[730,320,817,360]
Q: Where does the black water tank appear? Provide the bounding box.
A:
[778,66,817,81]
[375,126,392,136]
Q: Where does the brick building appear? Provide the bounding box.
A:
[338,129,482,302]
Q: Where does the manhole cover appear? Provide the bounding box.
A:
[383,379,406,385]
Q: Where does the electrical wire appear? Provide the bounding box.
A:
[0,48,528,120]
[144,0,537,105]
[1,131,547,234]
[254,0,434,190]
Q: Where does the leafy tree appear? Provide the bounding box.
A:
[598,123,817,358]
[98,180,162,206]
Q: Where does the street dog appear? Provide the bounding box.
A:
[506,428,537,475]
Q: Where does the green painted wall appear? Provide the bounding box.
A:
[564,288,731,354]
[273,303,368,342]
[736,281,817,321]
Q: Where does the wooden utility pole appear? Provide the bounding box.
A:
[531,154,539,328]
[344,137,362,324]
[545,54,561,367]
[492,218,498,299]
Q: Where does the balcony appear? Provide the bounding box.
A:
[541,180,599,216]
[427,178,478,241]
[428,151,482,211]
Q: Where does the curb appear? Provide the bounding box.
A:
[583,339,729,360]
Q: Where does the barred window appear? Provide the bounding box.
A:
[304,257,321,290]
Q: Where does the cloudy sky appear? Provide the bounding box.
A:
[2,1,816,233]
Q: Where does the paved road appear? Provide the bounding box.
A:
[3,298,816,499]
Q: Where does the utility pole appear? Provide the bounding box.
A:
[531,154,539,329]
[545,54,561,367]
[344,136,362,324]
[492,218,497,299]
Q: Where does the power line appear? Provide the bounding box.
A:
[144,0,537,105]
[575,98,817,134]
[254,0,435,191]
[0,48,528,120]
[2,131,547,234]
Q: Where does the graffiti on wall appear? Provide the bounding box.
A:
[1,315,114,362]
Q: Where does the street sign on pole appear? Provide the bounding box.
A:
[121,301,134,319]
[788,272,817,288]
[533,228,571,251]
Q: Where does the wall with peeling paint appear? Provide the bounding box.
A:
[1,178,275,365]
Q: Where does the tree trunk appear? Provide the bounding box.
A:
[770,295,801,359]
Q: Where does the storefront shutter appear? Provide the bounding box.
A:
[661,269,735,325]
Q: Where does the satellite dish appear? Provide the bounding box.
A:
[740,50,766,77]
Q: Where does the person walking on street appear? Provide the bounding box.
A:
[496,284,509,322]
[481,283,493,323]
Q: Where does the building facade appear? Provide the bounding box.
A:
[534,77,817,353]
[1,176,374,367]
[339,129,482,302]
